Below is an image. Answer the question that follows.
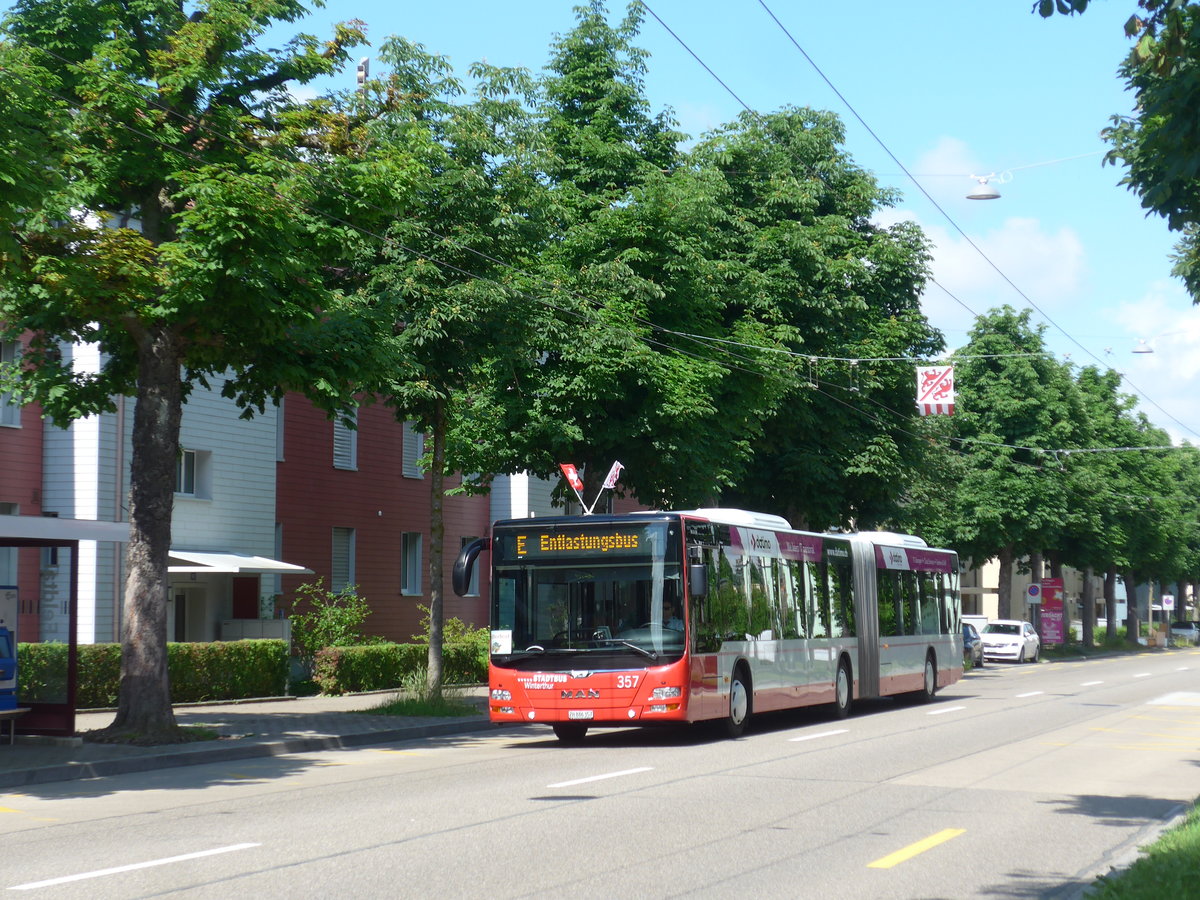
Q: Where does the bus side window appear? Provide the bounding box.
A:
[944,568,960,633]
[811,562,830,639]
[918,572,939,634]
[829,561,855,638]
[749,555,783,639]
[878,571,902,637]
[778,558,801,639]
[901,572,920,636]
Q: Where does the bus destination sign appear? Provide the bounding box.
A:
[512,528,646,557]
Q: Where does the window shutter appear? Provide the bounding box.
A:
[334,409,357,470]
[402,421,424,479]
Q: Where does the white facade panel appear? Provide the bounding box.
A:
[490,472,560,521]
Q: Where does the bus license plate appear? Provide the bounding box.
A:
[568,710,593,720]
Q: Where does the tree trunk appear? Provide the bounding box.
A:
[1080,567,1095,648]
[106,326,182,739]
[1124,568,1140,646]
[1104,567,1118,644]
[425,398,446,701]
[997,545,1014,620]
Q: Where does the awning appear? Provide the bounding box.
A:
[168,550,313,575]
[0,516,130,543]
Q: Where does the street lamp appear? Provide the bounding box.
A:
[967,175,1001,200]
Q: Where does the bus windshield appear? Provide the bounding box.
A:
[489,520,684,663]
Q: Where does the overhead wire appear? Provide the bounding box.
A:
[0,20,1185,469]
[747,0,1200,442]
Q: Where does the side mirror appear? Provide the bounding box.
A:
[688,563,708,598]
[452,537,489,597]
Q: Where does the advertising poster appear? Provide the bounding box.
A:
[1041,577,1064,644]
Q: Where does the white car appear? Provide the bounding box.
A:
[980,619,1040,663]
[1170,622,1200,645]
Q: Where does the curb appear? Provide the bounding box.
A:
[0,717,495,791]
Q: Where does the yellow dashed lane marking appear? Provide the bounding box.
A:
[868,828,965,869]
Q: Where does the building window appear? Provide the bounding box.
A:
[334,408,357,470]
[332,527,356,592]
[459,536,480,596]
[0,503,17,586]
[176,450,197,495]
[0,341,20,428]
[401,532,422,596]
[402,421,424,479]
[175,449,212,498]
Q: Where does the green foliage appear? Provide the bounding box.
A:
[1089,802,1200,898]
[410,604,488,652]
[288,579,380,664]
[312,643,487,695]
[365,667,479,717]
[0,0,390,734]
[17,640,288,707]
[166,640,289,703]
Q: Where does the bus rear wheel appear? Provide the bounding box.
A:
[918,652,937,702]
[725,666,751,738]
[552,722,588,743]
[834,659,853,719]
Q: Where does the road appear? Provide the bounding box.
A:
[2,650,1199,898]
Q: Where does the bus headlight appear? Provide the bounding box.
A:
[651,686,681,699]
[491,689,512,701]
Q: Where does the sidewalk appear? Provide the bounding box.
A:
[0,689,493,791]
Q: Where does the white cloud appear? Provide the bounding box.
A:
[1112,283,1200,442]
[878,205,1087,346]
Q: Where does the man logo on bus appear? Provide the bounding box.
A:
[562,689,601,699]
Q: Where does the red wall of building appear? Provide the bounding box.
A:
[275,396,491,643]
[0,348,45,640]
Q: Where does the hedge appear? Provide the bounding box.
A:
[17,640,289,708]
[313,642,487,695]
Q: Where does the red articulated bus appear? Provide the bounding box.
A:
[453,508,961,742]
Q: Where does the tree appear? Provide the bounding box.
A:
[305,37,554,698]
[946,308,1080,618]
[0,1,388,740]
[1037,0,1200,299]
[690,106,941,529]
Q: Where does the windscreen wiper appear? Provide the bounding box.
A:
[595,638,659,660]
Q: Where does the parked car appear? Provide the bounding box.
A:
[980,619,1040,663]
[962,622,985,668]
[1170,621,1200,645]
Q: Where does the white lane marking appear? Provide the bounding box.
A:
[1148,692,1200,707]
[788,729,849,742]
[10,843,260,890]
[927,705,966,716]
[548,767,653,788]
[1016,691,1044,698]
[1081,681,1104,686]
[1134,673,1152,678]
[1177,667,1191,672]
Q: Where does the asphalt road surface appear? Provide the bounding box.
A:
[2,649,1198,898]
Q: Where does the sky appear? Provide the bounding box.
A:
[274,0,1200,444]
[7,1,1199,444]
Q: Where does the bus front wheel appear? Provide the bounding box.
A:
[725,666,751,738]
[834,659,853,719]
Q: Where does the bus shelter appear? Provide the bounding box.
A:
[0,516,130,736]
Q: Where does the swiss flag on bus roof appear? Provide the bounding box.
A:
[558,463,584,492]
